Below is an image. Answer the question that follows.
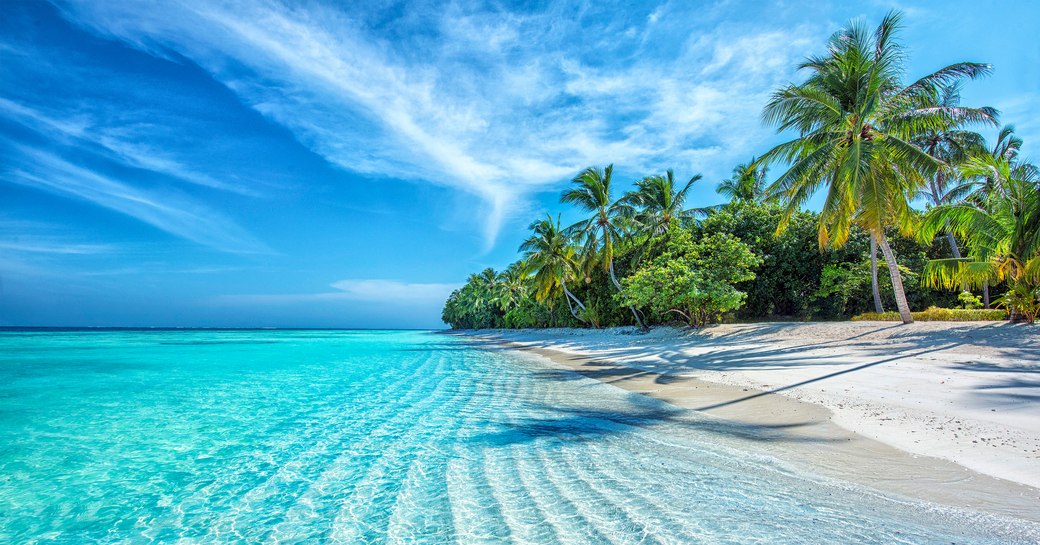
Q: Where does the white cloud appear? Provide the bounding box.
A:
[5,146,271,254]
[329,279,461,303]
[217,279,461,305]
[55,1,822,244]
[0,240,114,255]
[0,97,259,196]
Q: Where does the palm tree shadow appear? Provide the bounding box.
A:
[693,344,958,412]
[970,377,1040,404]
[467,402,837,448]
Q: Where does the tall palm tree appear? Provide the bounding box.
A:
[716,159,767,203]
[562,165,646,329]
[520,215,592,326]
[620,169,706,237]
[920,155,1040,321]
[760,10,991,324]
[913,83,998,258]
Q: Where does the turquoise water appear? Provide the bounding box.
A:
[0,330,1035,544]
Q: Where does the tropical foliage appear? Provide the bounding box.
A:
[443,10,1038,329]
[618,226,760,327]
[919,150,1040,321]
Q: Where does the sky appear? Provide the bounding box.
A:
[1,0,1037,328]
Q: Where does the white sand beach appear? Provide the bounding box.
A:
[461,322,1040,521]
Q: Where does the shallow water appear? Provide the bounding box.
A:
[0,329,1035,544]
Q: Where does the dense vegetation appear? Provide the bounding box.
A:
[443,11,1038,329]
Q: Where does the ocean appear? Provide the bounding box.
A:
[0,329,1034,544]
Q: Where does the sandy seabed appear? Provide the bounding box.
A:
[457,321,1040,523]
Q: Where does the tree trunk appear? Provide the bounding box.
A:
[983,280,990,309]
[945,229,962,259]
[562,289,581,323]
[870,233,884,314]
[944,224,968,292]
[877,232,913,324]
[562,282,589,325]
[934,182,965,282]
[609,257,646,330]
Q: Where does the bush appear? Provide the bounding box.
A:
[852,307,1008,321]
[619,226,760,326]
[957,291,984,310]
[998,282,1040,323]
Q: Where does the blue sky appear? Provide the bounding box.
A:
[1,0,1037,328]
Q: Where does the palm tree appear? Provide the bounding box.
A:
[970,125,1024,307]
[992,124,1023,162]
[620,169,707,237]
[913,83,998,258]
[760,10,991,324]
[716,159,767,203]
[441,268,502,328]
[562,165,646,329]
[467,268,500,325]
[494,262,529,313]
[920,155,1040,321]
[520,215,593,326]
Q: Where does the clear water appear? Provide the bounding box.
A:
[0,329,1035,544]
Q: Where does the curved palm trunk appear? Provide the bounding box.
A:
[562,289,580,322]
[932,182,967,291]
[930,183,963,260]
[943,222,968,293]
[609,258,646,330]
[562,282,590,326]
[945,230,962,259]
[603,225,646,330]
[877,232,913,324]
[870,233,884,313]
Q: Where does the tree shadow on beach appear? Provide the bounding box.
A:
[467,400,837,448]
[968,376,1040,405]
[458,325,1040,418]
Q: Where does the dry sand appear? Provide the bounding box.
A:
[457,321,1040,522]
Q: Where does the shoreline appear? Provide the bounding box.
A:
[452,322,1040,523]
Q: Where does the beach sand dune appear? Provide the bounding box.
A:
[461,321,1040,522]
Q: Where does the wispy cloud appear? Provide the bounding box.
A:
[0,97,260,196]
[0,218,117,279]
[217,278,461,305]
[56,0,822,245]
[0,240,115,255]
[4,146,271,254]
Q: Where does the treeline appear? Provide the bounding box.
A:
[442,11,1039,329]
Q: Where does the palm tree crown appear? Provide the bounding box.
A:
[913,83,998,207]
[520,214,592,324]
[619,169,706,236]
[561,165,627,266]
[921,154,1040,319]
[520,215,578,301]
[716,159,767,203]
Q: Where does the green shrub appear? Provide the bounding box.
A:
[998,283,1040,323]
[852,307,1008,321]
[619,226,760,327]
[957,291,983,310]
